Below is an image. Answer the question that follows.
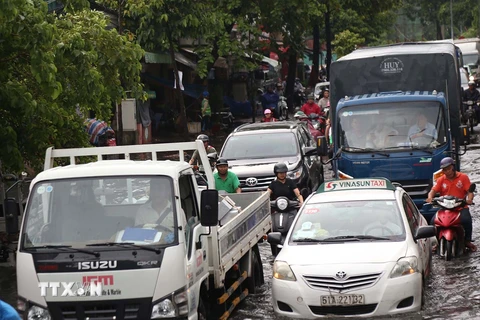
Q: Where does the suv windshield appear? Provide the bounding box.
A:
[22,176,177,249]
[290,200,406,242]
[339,101,446,151]
[221,132,298,160]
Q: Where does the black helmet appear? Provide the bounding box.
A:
[197,134,209,142]
[216,158,228,166]
[440,157,454,169]
[274,163,288,174]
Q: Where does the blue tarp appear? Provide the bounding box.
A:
[223,96,252,116]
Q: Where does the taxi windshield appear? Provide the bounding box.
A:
[21,176,177,249]
[338,101,446,152]
[290,200,406,242]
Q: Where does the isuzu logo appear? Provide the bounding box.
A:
[334,271,348,281]
[246,177,258,186]
[78,261,117,270]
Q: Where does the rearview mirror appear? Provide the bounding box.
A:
[316,136,328,157]
[303,146,317,157]
[414,226,436,240]
[469,183,476,193]
[267,232,283,245]
[200,189,219,227]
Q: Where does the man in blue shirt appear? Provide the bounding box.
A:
[0,300,20,320]
[408,112,438,143]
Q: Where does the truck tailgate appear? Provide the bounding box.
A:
[209,192,271,287]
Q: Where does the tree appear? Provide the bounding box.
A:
[332,30,365,58]
[0,0,143,173]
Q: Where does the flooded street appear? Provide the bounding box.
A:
[2,143,480,319]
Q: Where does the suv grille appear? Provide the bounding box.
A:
[303,272,382,292]
[48,298,151,320]
[239,175,275,191]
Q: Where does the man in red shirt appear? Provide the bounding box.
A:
[427,157,476,252]
[301,94,322,116]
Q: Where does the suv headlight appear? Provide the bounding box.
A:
[390,256,419,278]
[273,261,296,281]
[28,305,51,320]
[287,166,303,180]
[151,287,188,318]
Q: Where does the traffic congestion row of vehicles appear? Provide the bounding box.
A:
[11,40,477,320]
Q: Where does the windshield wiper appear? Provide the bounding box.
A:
[86,242,161,254]
[321,235,391,241]
[342,146,390,157]
[25,245,100,257]
[292,237,324,243]
[409,145,434,154]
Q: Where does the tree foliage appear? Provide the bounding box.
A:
[332,30,365,58]
[0,0,143,173]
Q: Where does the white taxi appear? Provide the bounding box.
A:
[268,178,435,318]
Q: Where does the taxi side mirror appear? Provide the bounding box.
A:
[316,136,328,157]
[267,232,282,245]
[414,226,436,241]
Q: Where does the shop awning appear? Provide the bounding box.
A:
[144,51,197,70]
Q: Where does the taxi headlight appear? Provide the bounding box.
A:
[390,256,419,278]
[28,305,51,320]
[151,287,189,318]
[273,260,297,281]
[276,198,289,211]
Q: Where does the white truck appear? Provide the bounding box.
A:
[15,141,271,320]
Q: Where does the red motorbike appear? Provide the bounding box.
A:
[294,112,325,139]
[431,184,476,261]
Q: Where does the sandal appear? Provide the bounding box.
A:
[432,244,437,253]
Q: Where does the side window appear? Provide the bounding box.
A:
[179,174,199,258]
[402,194,419,234]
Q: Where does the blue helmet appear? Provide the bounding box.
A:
[203,91,209,97]
[440,157,454,169]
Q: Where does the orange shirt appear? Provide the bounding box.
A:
[432,172,471,199]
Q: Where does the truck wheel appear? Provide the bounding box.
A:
[197,295,209,320]
[247,247,263,294]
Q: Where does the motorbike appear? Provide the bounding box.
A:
[295,113,322,139]
[308,113,326,136]
[462,100,478,133]
[431,183,476,261]
[294,89,306,108]
[192,152,218,188]
[268,196,300,256]
[277,96,288,120]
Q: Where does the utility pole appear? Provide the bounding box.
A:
[450,0,454,39]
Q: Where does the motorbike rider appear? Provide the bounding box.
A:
[189,134,217,172]
[318,89,330,111]
[301,94,323,116]
[427,157,477,252]
[261,86,280,118]
[214,158,241,193]
[261,108,278,122]
[267,163,304,205]
[463,80,480,123]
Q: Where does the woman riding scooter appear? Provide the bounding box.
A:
[267,163,304,204]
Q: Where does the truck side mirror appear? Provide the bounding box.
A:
[316,136,328,156]
[4,198,20,235]
[200,189,219,227]
[459,125,470,145]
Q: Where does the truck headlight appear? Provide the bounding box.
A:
[273,261,296,281]
[28,305,51,320]
[151,287,189,318]
[390,256,418,278]
[287,166,303,180]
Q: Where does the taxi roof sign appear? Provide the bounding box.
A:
[317,178,396,193]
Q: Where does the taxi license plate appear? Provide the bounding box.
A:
[320,294,365,306]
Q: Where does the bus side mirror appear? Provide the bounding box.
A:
[460,125,470,145]
[316,136,328,156]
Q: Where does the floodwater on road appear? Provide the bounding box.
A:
[1,144,480,320]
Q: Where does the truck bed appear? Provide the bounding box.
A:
[207,191,271,287]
